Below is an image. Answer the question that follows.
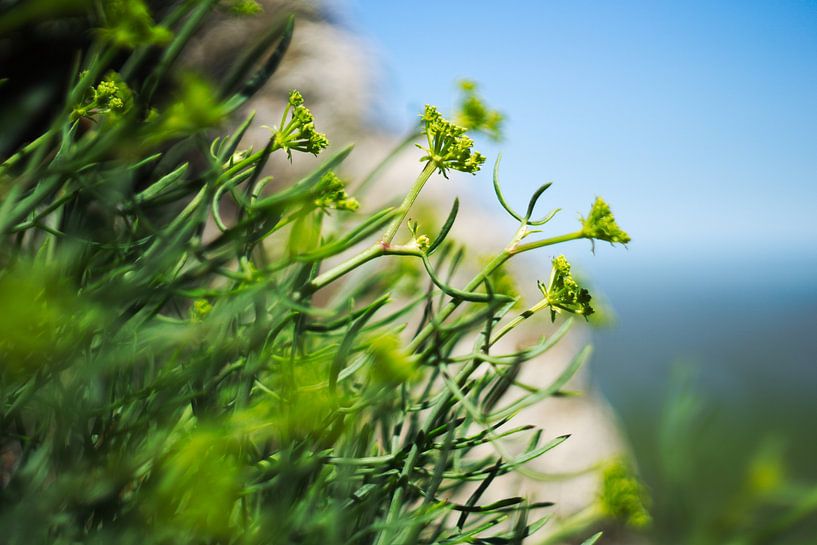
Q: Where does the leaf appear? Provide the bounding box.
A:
[428,198,459,255]
[252,145,354,211]
[580,531,604,545]
[524,181,552,221]
[221,15,295,102]
[492,153,523,222]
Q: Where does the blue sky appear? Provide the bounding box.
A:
[341,1,817,291]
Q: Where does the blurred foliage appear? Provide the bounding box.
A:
[598,458,651,529]
[621,368,817,545]
[454,80,503,142]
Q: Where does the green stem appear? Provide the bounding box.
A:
[511,230,584,255]
[373,443,421,545]
[409,230,585,352]
[408,251,509,352]
[536,505,602,545]
[304,244,385,294]
[490,298,550,347]
[380,160,437,244]
[302,161,436,294]
[0,133,50,172]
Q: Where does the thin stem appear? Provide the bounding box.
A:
[301,162,436,294]
[408,251,509,352]
[373,443,421,545]
[380,160,437,245]
[409,230,585,351]
[489,298,550,347]
[511,230,584,255]
[536,505,602,545]
[0,133,50,172]
[304,244,385,294]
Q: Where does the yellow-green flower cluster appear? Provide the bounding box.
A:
[71,73,131,120]
[582,197,631,244]
[538,255,594,320]
[368,334,418,386]
[222,0,263,15]
[418,105,485,178]
[415,234,431,252]
[190,299,213,322]
[273,90,329,159]
[599,459,652,528]
[314,171,359,212]
[99,0,172,48]
[455,80,503,141]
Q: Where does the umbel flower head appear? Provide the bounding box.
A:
[314,171,359,212]
[538,255,594,321]
[454,80,503,141]
[71,72,132,120]
[272,90,329,159]
[598,459,652,528]
[99,0,172,48]
[581,197,631,244]
[223,0,263,15]
[418,105,486,178]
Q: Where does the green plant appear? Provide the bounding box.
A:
[0,2,631,544]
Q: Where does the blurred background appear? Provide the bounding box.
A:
[2,0,815,541]
[336,0,817,539]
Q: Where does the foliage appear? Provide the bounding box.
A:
[0,2,633,544]
[631,370,817,545]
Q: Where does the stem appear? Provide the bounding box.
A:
[303,244,384,294]
[301,162,436,294]
[536,505,602,545]
[490,298,550,347]
[380,160,437,245]
[511,230,584,255]
[409,230,585,351]
[0,133,50,172]
[408,251,510,352]
[373,443,421,545]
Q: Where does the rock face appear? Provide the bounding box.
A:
[186,0,625,528]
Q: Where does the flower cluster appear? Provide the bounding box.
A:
[368,334,418,386]
[272,90,329,159]
[599,459,652,528]
[190,299,213,322]
[418,105,485,178]
[414,234,431,252]
[581,197,631,244]
[455,80,503,141]
[314,171,359,212]
[71,73,131,120]
[222,0,263,15]
[538,255,594,320]
[99,0,172,48]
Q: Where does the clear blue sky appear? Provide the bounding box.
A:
[340,0,817,291]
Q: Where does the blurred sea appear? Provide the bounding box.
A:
[588,251,817,476]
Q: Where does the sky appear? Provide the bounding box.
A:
[339,0,817,291]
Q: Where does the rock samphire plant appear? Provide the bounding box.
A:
[0,2,634,544]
